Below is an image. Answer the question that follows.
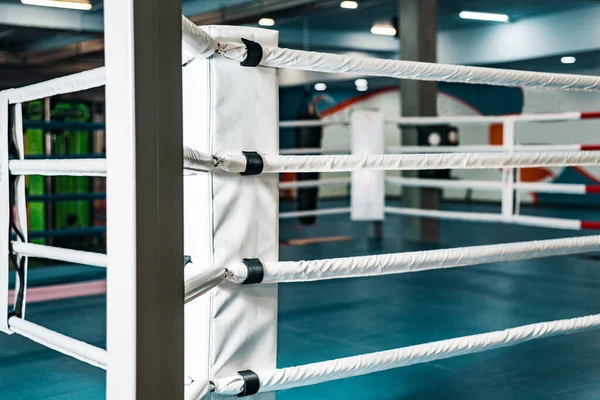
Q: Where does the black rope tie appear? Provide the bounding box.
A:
[240,38,263,67]
[237,370,260,397]
[241,151,264,176]
[241,258,264,284]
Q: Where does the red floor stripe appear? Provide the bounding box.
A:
[8,280,106,304]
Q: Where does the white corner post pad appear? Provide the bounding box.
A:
[0,92,10,333]
[351,109,385,221]
[183,25,279,399]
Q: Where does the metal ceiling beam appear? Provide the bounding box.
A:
[0,3,103,32]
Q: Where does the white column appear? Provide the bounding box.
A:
[351,110,385,221]
[183,26,279,399]
[104,1,184,399]
[501,119,516,217]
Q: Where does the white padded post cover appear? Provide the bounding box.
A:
[183,26,278,399]
[351,110,384,221]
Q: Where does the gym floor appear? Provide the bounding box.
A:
[2,200,600,399]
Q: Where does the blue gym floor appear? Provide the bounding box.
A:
[3,200,600,399]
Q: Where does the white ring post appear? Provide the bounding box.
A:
[0,92,9,333]
[105,1,184,399]
[183,26,278,399]
[501,119,516,218]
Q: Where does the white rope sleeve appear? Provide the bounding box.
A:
[218,151,600,173]
[9,158,107,177]
[184,266,230,304]
[185,379,212,400]
[183,147,216,173]
[215,41,600,91]
[7,68,106,105]
[213,313,600,395]
[181,16,218,60]
[8,316,107,369]
[229,235,600,283]
[11,242,107,268]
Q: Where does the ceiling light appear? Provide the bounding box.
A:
[340,1,358,9]
[459,11,509,23]
[370,23,396,36]
[356,85,368,92]
[561,56,576,64]
[354,78,368,88]
[21,0,92,10]
[314,83,327,91]
[258,18,275,27]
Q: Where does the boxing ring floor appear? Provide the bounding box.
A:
[3,201,600,399]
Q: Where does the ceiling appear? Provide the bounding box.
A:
[0,0,599,90]
[275,0,600,31]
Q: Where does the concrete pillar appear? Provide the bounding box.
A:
[399,0,440,243]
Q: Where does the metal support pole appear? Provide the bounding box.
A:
[399,0,439,243]
[501,119,516,218]
[104,1,184,399]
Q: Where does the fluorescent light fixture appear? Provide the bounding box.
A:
[340,1,358,9]
[354,78,368,88]
[314,83,327,91]
[21,0,92,10]
[356,85,368,92]
[258,18,275,26]
[370,23,396,36]
[459,11,509,22]
[561,56,576,64]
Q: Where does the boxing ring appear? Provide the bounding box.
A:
[279,110,600,230]
[2,11,600,400]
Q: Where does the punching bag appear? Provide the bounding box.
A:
[295,104,323,225]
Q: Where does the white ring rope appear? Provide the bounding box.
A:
[8,316,107,369]
[178,17,600,91]
[385,207,582,230]
[280,111,600,129]
[11,242,107,268]
[229,235,600,284]
[385,112,587,126]
[279,177,351,189]
[212,313,600,395]
[6,68,106,105]
[386,176,591,195]
[9,158,107,177]
[218,151,600,174]
[283,144,590,155]
[279,207,351,219]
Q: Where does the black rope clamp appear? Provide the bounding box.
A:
[240,38,263,67]
[237,370,260,397]
[242,258,264,284]
[241,151,264,176]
